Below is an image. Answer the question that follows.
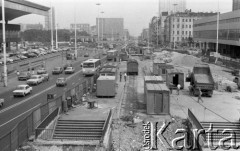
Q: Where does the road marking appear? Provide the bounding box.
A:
[0,103,41,128]
[0,69,82,114]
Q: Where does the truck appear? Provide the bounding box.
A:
[189,64,214,97]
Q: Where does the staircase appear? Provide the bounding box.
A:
[53,119,105,140]
[201,122,240,145]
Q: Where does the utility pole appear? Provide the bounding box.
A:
[215,0,220,63]
[2,0,7,87]
[96,3,101,51]
[173,4,177,50]
[101,11,104,47]
[74,5,77,59]
[50,7,54,51]
[56,23,58,49]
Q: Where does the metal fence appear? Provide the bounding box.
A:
[0,75,95,151]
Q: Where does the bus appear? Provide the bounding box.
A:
[82,59,101,76]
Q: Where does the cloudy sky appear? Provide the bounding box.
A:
[11,0,232,36]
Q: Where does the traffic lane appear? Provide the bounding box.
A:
[0,52,99,109]
[0,70,86,136]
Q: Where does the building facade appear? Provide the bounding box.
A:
[45,7,55,30]
[164,11,216,46]
[96,18,124,41]
[70,24,90,34]
[90,25,96,36]
[20,23,43,31]
[141,28,149,41]
[193,9,240,58]
[233,0,240,11]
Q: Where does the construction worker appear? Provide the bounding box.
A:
[177,84,181,95]
[197,88,203,103]
[120,72,122,82]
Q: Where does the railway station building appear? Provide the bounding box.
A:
[193,9,240,61]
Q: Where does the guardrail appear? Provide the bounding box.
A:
[100,109,112,144]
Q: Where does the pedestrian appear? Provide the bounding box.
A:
[169,82,173,94]
[124,72,127,82]
[16,70,20,76]
[120,72,122,82]
[189,85,193,95]
[32,68,35,75]
[197,88,203,103]
[177,84,181,95]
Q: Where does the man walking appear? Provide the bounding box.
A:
[197,88,203,103]
[124,73,127,82]
[177,84,181,95]
[119,72,122,82]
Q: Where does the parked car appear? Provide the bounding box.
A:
[84,53,89,57]
[0,98,4,108]
[9,56,21,62]
[24,53,37,58]
[64,67,75,74]
[26,75,44,85]
[63,63,73,70]
[17,55,28,60]
[56,77,67,87]
[52,67,63,74]
[40,73,49,82]
[13,84,32,97]
[18,72,31,81]
[37,68,47,74]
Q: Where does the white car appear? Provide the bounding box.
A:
[26,75,44,85]
[64,67,75,74]
[13,85,32,97]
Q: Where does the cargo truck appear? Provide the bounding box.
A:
[189,64,214,97]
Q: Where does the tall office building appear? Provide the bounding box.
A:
[233,0,240,11]
[159,0,186,14]
[96,18,124,41]
[45,7,55,30]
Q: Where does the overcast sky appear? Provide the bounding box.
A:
[11,0,232,36]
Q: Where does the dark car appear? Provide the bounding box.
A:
[24,53,37,58]
[56,77,67,87]
[52,67,63,74]
[84,53,89,57]
[63,63,73,70]
[18,72,31,81]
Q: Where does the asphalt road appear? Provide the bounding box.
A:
[0,49,104,137]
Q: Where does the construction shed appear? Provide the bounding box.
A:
[145,83,170,115]
[127,59,138,75]
[97,76,116,97]
[99,68,117,77]
[153,60,174,80]
[166,68,184,89]
[144,76,165,104]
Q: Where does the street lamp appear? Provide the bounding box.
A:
[173,3,178,50]
[96,3,101,51]
[101,12,104,41]
[2,0,7,86]
[56,23,58,49]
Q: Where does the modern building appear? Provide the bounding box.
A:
[96,18,124,41]
[141,28,149,42]
[233,0,240,11]
[124,29,130,40]
[164,10,216,46]
[193,9,240,59]
[70,23,90,34]
[159,0,186,14]
[90,25,96,36]
[20,23,43,31]
[45,7,55,30]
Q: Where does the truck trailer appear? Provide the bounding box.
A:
[190,64,214,97]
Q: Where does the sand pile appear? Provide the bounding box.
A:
[213,74,238,92]
[181,55,201,67]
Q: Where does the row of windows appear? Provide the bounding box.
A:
[173,24,192,28]
[172,37,191,42]
[173,18,193,22]
[194,17,240,27]
[194,29,240,41]
[173,31,192,35]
